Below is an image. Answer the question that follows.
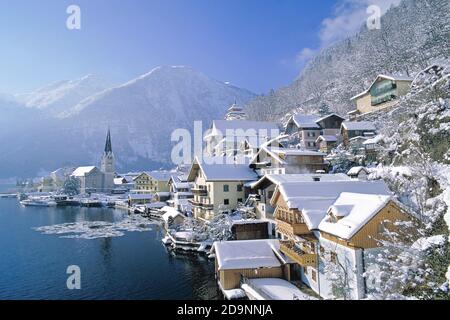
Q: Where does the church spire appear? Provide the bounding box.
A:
[104,128,112,154]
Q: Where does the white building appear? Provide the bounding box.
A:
[71,166,105,194]
[71,129,116,194]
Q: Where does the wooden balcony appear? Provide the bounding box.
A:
[276,219,310,236]
[192,187,207,196]
[188,199,202,207]
[275,207,311,236]
[280,241,317,267]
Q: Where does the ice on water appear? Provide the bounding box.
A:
[34,214,157,240]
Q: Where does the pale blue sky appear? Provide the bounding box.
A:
[0,0,395,94]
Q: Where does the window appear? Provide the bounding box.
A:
[223,185,229,192]
[224,199,229,205]
[311,270,317,282]
[320,247,325,256]
[378,221,386,234]
[238,198,243,203]
[330,252,337,264]
[237,185,243,192]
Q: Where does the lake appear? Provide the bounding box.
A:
[0,192,219,300]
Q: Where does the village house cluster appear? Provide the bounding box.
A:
[32,74,415,300]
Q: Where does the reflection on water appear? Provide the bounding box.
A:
[0,198,219,300]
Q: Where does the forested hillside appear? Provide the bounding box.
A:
[246,0,449,122]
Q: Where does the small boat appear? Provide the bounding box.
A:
[20,199,57,207]
[0,194,17,199]
[80,199,102,207]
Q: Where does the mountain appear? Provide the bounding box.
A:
[0,66,256,178]
[246,0,449,122]
[15,74,111,117]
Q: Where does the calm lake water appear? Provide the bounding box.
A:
[0,188,218,300]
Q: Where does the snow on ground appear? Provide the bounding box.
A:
[412,235,446,251]
[33,214,156,239]
[242,278,316,300]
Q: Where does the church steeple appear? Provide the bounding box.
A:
[104,128,113,154]
[224,100,247,121]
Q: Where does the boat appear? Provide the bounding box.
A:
[0,193,17,199]
[80,199,102,207]
[20,199,57,207]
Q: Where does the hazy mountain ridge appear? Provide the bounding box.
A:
[246,0,450,122]
[0,66,256,178]
[15,74,112,117]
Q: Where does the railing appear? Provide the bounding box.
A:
[191,187,208,196]
[240,276,273,300]
[275,208,311,236]
[276,219,311,236]
[188,199,202,207]
[280,241,317,267]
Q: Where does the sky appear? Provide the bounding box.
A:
[0,0,400,95]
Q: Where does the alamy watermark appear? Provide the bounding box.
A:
[66,265,81,290]
[170,121,280,166]
[367,5,381,30]
[66,5,81,30]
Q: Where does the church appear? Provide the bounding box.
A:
[71,129,116,194]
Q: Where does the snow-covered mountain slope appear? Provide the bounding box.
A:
[60,66,256,168]
[246,0,449,122]
[0,66,256,177]
[15,74,111,117]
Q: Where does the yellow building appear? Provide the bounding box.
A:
[348,74,412,119]
[187,157,259,220]
[132,171,171,194]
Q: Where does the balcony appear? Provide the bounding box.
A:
[188,199,202,207]
[201,203,214,210]
[189,198,213,210]
[280,241,317,267]
[275,208,311,236]
[192,187,208,196]
[276,219,310,236]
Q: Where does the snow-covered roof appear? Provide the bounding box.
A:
[251,173,351,189]
[347,166,370,176]
[160,206,185,223]
[188,157,258,182]
[350,74,413,101]
[377,74,413,82]
[273,180,391,230]
[114,177,126,184]
[290,115,321,129]
[202,163,258,181]
[145,202,166,209]
[350,90,370,101]
[155,192,171,197]
[316,113,346,124]
[318,192,392,239]
[128,194,153,200]
[213,239,285,270]
[269,147,326,157]
[363,135,382,145]
[146,171,172,181]
[316,135,338,142]
[231,219,269,226]
[341,121,376,131]
[251,146,325,166]
[242,278,315,300]
[71,166,97,177]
